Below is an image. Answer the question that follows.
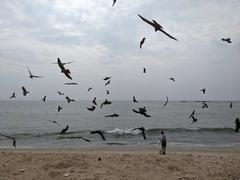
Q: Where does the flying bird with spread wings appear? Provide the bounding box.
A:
[22,86,29,96]
[27,67,43,79]
[57,58,72,80]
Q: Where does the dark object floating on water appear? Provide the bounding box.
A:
[138,14,178,41]
[140,37,146,49]
[57,105,63,112]
[163,96,168,107]
[27,67,43,79]
[10,92,15,99]
[57,57,72,80]
[87,106,96,112]
[235,118,240,133]
[133,96,138,103]
[90,130,106,140]
[22,86,29,96]
[132,107,151,117]
[222,38,231,43]
[65,96,75,103]
[60,125,69,134]
[100,99,112,108]
[105,113,119,118]
[42,96,46,102]
[131,126,146,140]
[0,133,16,148]
[64,83,78,85]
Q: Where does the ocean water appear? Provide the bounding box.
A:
[0,100,239,149]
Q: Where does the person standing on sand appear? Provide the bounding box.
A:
[159,131,167,154]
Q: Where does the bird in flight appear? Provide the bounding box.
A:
[105,80,111,86]
[112,0,117,6]
[133,96,138,103]
[202,102,208,108]
[191,116,198,124]
[88,87,93,92]
[100,99,112,108]
[169,78,175,82]
[57,91,64,95]
[64,83,78,85]
[132,107,151,117]
[90,130,106,140]
[92,97,97,106]
[222,38,231,43]
[0,133,16,148]
[140,37,146,49]
[27,67,43,79]
[229,102,233,108]
[131,126,146,140]
[143,68,146,73]
[87,106,96,112]
[22,86,29,96]
[163,96,168,107]
[57,105,63,112]
[138,14,178,41]
[103,77,111,81]
[106,90,110,95]
[42,96,46,102]
[105,113,119,118]
[189,110,195,119]
[57,58,72,80]
[201,88,206,94]
[10,92,16,99]
[65,96,75,103]
[60,125,69,134]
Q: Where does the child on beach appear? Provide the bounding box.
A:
[159,131,167,154]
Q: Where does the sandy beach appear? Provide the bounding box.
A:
[0,147,240,180]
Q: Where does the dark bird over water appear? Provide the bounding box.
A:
[163,96,168,107]
[57,91,64,95]
[105,113,119,118]
[132,107,151,117]
[27,67,43,79]
[138,14,178,41]
[103,77,111,81]
[169,78,175,82]
[90,130,106,140]
[42,96,46,102]
[57,105,63,112]
[140,37,146,49]
[64,83,78,85]
[235,118,240,133]
[88,87,93,91]
[222,38,232,43]
[22,86,29,96]
[112,0,117,6]
[229,102,233,108]
[201,88,206,94]
[133,96,138,103]
[106,90,110,95]
[0,133,16,148]
[65,96,75,103]
[60,125,69,134]
[143,68,146,73]
[131,126,146,140]
[57,57,72,80]
[189,110,195,119]
[202,102,208,108]
[100,99,112,108]
[10,92,15,99]
[105,80,110,86]
[92,97,97,106]
[191,116,198,124]
[46,120,62,127]
[87,106,96,112]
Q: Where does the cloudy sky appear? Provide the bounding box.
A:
[0,0,239,101]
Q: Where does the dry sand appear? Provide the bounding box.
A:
[0,147,240,180]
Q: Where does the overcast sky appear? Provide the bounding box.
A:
[0,0,239,101]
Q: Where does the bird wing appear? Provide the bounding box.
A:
[138,14,155,27]
[64,71,72,80]
[57,58,65,71]
[27,67,33,76]
[163,96,168,107]
[132,109,139,114]
[159,29,178,41]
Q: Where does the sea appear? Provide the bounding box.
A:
[0,100,239,149]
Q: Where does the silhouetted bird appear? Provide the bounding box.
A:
[57,57,72,80]
[131,126,146,140]
[112,0,117,6]
[57,91,64,95]
[65,96,75,103]
[191,116,198,124]
[201,88,206,94]
[202,102,208,108]
[163,96,168,107]
[90,130,106,140]
[87,106,96,112]
[22,86,29,96]
[106,90,110,95]
[46,120,62,127]
[88,87,93,91]
[169,78,175,82]
[103,77,111,81]
[27,67,43,79]
[92,97,97,106]
[57,105,63,112]
[105,80,110,86]
[143,68,146,73]
[132,107,151,117]
[138,14,178,41]
[10,92,15,99]
[60,125,69,134]
[42,96,46,102]
[140,37,146,49]
[100,99,112,108]
[133,96,138,103]
[0,133,16,148]
[222,38,231,43]
[105,113,119,118]
[189,110,195,119]
[235,118,240,133]
[229,102,233,108]
[64,83,78,85]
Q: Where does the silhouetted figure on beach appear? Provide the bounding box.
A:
[191,116,198,124]
[87,106,96,112]
[189,110,195,119]
[10,92,15,99]
[105,113,119,118]
[201,88,206,94]
[133,96,138,103]
[57,57,72,80]
[60,125,69,134]
[42,96,46,102]
[27,67,43,79]
[90,130,106,140]
[159,131,167,154]
[235,118,240,133]
[22,86,29,96]
[140,37,146,49]
[222,38,231,43]
[163,96,168,107]
[132,107,151,117]
[105,80,110,86]
[131,126,146,140]
[138,14,178,41]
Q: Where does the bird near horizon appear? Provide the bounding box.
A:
[10,92,15,99]
[87,106,96,112]
[57,105,63,112]
[163,96,168,107]
[92,97,97,106]
[0,133,16,148]
[65,96,75,103]
[42,96,46,102]
[229,102,233,108]
[22,86,29,96]
[132,107,151,117]
[27,67,43,79]
[222,38,232,43]
[201,88,206,94]
[100,99,112,108]
[57,91,64,96]
[60,125,69,134]
[57,57,72,80]
[138,14,178,41]
[105,113,119,118]
[131,126,146,140]
[90,130,106,140]
[133,96,138,103]
[140,37,146,49]
[202,102,208,108]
